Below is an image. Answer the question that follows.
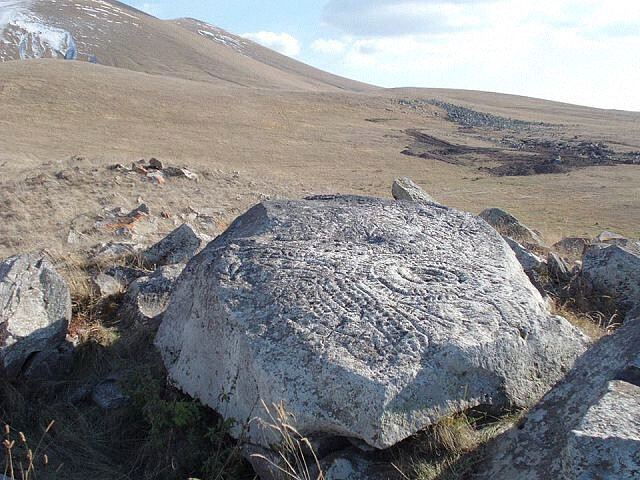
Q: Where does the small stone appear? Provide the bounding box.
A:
[479,208,543,246]
[148,158,163,170]
[596,230,628,244]
[552,237,591,261]
[142,224,210,267]
[119,264,184,325]
[580,244,640,320]
[92,377,129,410]
[391,177,437,203]
[547,252,571,284]
[163,166,199,181]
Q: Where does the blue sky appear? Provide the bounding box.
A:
[129,1,640,111]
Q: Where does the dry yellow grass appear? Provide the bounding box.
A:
[1,60,638,261]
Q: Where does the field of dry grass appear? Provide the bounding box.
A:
[1,60,638,259]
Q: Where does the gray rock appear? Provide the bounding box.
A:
[142,224,210,267]
[552,237,591,260]
[119,264,184,325]
[93,272,125,298]
[21,339,75,381]
[596,230,628,244]
[91,377,129,410]
[163,166,199,181]
[148,158,163,170]
[90,242,143,264]
[0,254,71,379]
[504,237,546,274]
[580,244,640,320]
[391,177,437,203]
[93,266,146,298]
[321,449,400,480]
[547,252,572,284]
[156,195,587,450]
[475,318,640,480]
[479,208,543,246]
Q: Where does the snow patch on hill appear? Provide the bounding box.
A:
[0,0,31,33]
[13,14,77,59]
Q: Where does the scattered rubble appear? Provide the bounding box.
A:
[425,99,547,131]
[109,159,199,184]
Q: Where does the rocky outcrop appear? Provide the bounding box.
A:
[119,264,184,325]
[142,224,210,267]
[156,195,587,450]
[479,208,543,246]
[579,243,640,320]
[0,253,71,379]
[391,177,437,203]
[475,318,640,480]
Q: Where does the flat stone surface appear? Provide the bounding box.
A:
[156,195,587,449]
[0,253,71,379]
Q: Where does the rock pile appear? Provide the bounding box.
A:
[109,159,199,184]
[156,194,587,452]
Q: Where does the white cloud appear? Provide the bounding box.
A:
[322,0,492,36]
[130,2,163,17]
[242,31,301,57]
[312,0,640,110]
[311,38,346,55]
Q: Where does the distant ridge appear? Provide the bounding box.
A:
[0,0,375,91]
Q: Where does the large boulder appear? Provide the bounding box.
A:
[391,177,437,203]
[475,318,640,480]
[479,208,543,246]
[142,224,211,267]
[0,253,71,379]
[580,244,640,320]
[156,195,587,450]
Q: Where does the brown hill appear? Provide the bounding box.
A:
[0,0,374,90]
